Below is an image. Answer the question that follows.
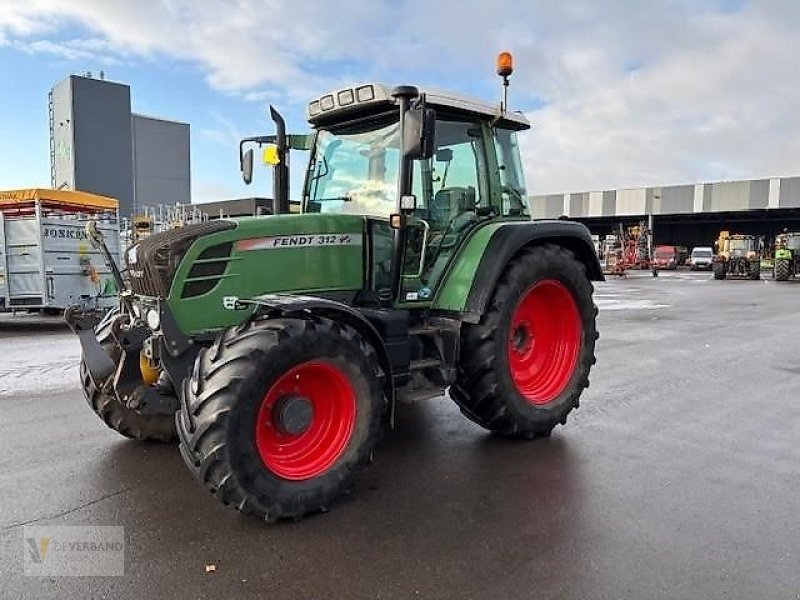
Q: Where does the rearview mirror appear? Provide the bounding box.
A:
[435,148,453,162]
[241,148,254,184]
[403,107,435,160]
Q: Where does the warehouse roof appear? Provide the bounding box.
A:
[0,188,118,210]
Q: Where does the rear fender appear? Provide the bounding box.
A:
[434,220,603,322]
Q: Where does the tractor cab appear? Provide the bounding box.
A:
[297,83,531,303]
[727,235,757,257]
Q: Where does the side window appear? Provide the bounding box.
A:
[493,129,530,216]
[402,119,487,296]
[424,120,485,232]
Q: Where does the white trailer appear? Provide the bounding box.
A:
[0,189,120,312]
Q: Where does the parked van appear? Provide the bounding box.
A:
[689,246,714,270]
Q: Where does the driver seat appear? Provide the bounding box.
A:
[430,186,476,231]
[425,186,478,289]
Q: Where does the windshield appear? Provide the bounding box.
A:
[655,249,674,258]
[729,239,753,252]
[305,119,401,217]
[692,249,712,258]
[787,235,800,250]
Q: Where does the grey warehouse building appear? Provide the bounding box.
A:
[50,74,190,218]
[531,176,800,247]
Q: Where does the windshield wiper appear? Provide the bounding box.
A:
[310,196,353,202]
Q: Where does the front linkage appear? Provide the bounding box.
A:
[65,224,189,439]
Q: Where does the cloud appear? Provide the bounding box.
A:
[2,0,799,193]
[12,38,125,64]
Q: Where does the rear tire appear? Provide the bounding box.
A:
[177,316,385,521]
[749,261,761,280]
[774,259,790,281]
[713,261,727,280]
[450,244,597,438]
[80,310,177,442]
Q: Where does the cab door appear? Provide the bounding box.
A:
[397,118,489,305]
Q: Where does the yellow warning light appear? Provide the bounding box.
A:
[262,145,280,166]
[497,52,514,78]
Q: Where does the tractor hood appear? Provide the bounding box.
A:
[154,214,368,335]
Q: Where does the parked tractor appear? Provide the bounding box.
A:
[713,231,761,280]
[772,231,800,281]
[66,56,602,521]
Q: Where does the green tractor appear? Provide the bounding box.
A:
[66,64,602,521]
[773,232,800,281]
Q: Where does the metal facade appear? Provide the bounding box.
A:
[131,115,191,214]
[50,75,191,219]
[531,176,800,219]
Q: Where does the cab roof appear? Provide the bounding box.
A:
[307,83,530,131]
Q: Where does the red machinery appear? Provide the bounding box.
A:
[602,221,654,277]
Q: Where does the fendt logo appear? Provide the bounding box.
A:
[237,233,363,251]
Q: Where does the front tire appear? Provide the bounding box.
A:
[177,317,385,521]
[774,259,790,281]
[749,261,761,280]
[451,244,598,438]
[713,261,727,280]
[80,311,177,442]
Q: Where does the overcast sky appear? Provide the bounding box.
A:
[1,0,798,202]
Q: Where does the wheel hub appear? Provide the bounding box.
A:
[511,323,533,354]
[272,394,314,435]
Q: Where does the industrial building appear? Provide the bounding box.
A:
[531,176,800,247]
[49,74,190,218]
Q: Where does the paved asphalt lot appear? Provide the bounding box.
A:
[1,271,798,599]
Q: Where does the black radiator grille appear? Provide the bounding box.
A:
[181,242,234,298]
[128,220,235,298]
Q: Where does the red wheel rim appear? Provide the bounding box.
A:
[507,279,582,405]
[255,361,356,481]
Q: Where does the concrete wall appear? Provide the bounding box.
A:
[131,115,191,213]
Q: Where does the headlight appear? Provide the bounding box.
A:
[146,309,161,331]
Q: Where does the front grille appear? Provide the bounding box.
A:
[181,242,234,298]
[128,221,235,297]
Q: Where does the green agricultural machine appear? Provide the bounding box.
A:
[773,232,800,281]
[66,58,602,521]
